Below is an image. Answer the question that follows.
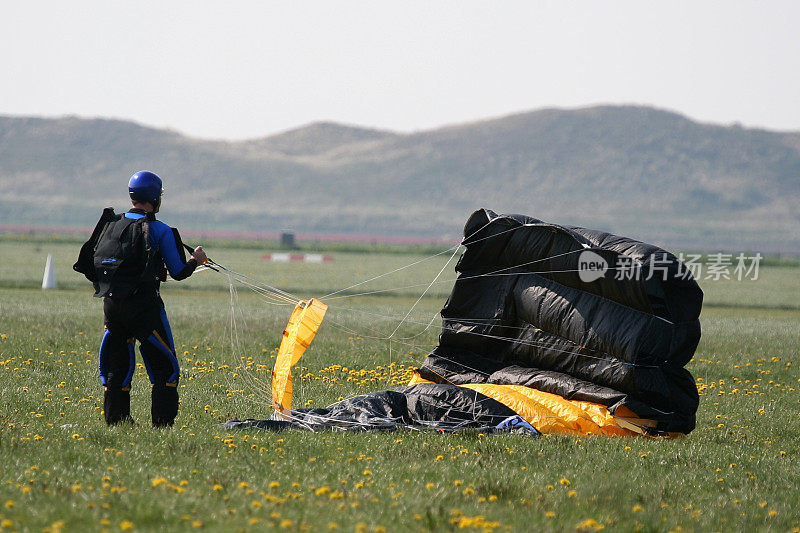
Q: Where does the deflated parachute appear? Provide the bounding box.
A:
[413,209,702,435]
[231,209,701,436]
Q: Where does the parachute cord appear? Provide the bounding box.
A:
[223,270,280,402]
[315,217,532,301]
[321,260,638,301]
[326,304,664,341]
[210,259,302,304]
[386,245,460,340]
[396,312,442,341]
[228,271,239,360]
[324,317,438,357]
[326,307,662,369]
[318,244,461,300]
[314,212,510,301]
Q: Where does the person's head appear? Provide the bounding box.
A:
[128,171,163,213]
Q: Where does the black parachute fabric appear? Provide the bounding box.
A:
[223,383,538,434]
[228,209,701,435]
[418,209,702,433]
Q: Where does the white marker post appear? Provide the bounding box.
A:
[42,253,57,290]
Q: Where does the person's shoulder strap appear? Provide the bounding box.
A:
[171,227,188,264]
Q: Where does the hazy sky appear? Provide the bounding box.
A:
[3,1,799,140]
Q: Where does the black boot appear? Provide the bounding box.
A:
[103,388,134,425]
[151,383,179,427]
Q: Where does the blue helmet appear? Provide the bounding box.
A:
[128,171,163,209]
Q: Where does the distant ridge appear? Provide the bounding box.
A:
[247,122,398,156]
[1,105,798,252]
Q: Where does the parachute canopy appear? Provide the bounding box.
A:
[413,209,702,435]
[233,209,702,436]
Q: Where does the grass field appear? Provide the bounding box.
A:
[1,239,799,532]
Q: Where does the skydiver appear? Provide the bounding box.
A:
[74,171,207,427]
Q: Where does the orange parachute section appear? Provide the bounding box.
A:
[271,298,327,415]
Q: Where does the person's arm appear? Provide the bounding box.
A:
[153,222,203,280]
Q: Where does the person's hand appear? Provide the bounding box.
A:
[192,246,208,265]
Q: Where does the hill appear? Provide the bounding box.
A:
[1,106,798,252]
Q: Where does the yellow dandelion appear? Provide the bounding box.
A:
[191,520,203,528]
[120,519,135,530]
[559,478,571,486]
[576,518,605,531]
[632,504,643,512]
[545,511,556,518]
[568,490,577,498]
[151,477,167,487]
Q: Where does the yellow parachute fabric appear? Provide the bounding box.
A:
[271,298,327,414]
[408,372,643,436]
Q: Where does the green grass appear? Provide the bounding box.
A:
[1,239,800,531]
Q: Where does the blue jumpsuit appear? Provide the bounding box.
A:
[99,210,196,426]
